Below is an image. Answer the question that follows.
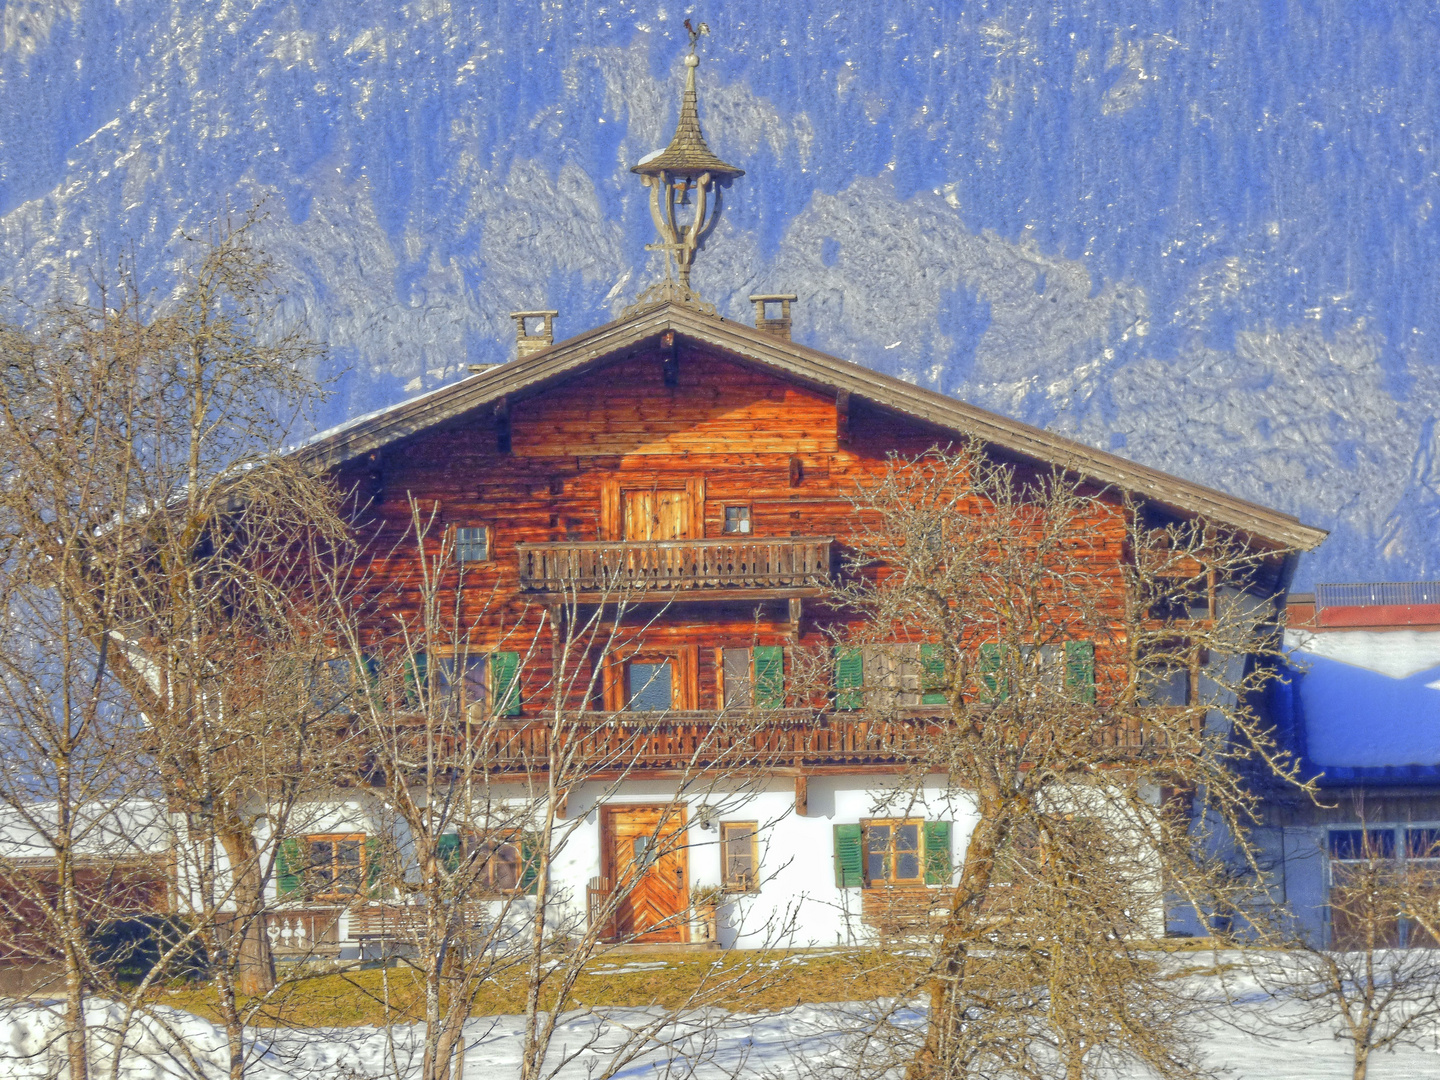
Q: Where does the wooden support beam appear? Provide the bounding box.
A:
[836,390,851,447]
[788,596,803,636]
[548,603,563,667]
[661,329,679,387]
[554,787,570,819]
[493,395,511,454]
[794,773,809,817]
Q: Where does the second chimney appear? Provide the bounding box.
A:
[512,310,559,359]
[749,294,797,341]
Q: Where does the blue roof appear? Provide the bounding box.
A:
[1270,629,1440,787]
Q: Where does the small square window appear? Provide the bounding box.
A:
[723,506,752,535]
[455,526,489,562]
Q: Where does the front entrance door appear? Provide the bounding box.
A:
[623,489,693,541]
[604,805,689,943]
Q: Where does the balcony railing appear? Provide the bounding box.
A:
[452,708,1203,774]
[514,536,833,597]
[1315,581,1440,611]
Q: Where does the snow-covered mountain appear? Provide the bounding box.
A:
[4,1,1438,587]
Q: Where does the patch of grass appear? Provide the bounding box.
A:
[157,949,912,1028]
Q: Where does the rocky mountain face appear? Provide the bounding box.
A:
[3,2,1438,586]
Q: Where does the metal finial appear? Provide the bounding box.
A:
[624,26,742,318]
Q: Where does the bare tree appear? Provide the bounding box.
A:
[320,499,799,1080]
[1266,822,1440,1080]
[0,211,358,1078]
[811,442,1310,1080]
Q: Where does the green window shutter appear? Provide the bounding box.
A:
[924,821,953,885]
[1065,641,1096,704]
[979,642,1008,702]
[403,652,428,707]
[833,824,864,888]
[491,651,521,717]
[365,836,384,896]
[354,655,382,710]
[834,647,863,711]
[436,833,462,875]
[519,835,542,895]
[754,646,785,708]
[276,838,302,896]
[920,643,947,705]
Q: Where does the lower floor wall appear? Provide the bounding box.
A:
[265,774,976,955]
[1256,788,1440,949]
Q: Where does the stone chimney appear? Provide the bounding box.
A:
[749,294,797,341]
[512,310,559,359]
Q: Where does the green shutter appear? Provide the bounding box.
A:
[834,647,863,711]
[276,838,302,896]
[834,824,864,888]
[979,642,1008,702]
[403,652,428,707]
[365,836,384,896]
[920,643,947,705]
[353,654,382,710]
[754,646,785,708]
[1065,641,1096,704]
[436,833,462,875]
[519,836,541,895]
[491,651,521,716]
[924,821,953,885]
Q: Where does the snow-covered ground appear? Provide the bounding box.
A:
[3,979,1437,1079]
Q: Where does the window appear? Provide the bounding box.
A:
[721,647,784,709]
[477,838,521,891]
[1328,828,1396,862]
[455,526,490,563]
[721,822,759,892]
[834,820,952,888]
[302,834,368,899]
[626,660,674,711]
[723,505,752,534]
[1407,827,1440,861]
[438,832,537,895]
[437,654,487,712]
[866,820,924,885]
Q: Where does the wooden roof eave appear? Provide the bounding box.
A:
[296,303,1328,553]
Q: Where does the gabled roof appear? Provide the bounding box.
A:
[299,302,1327,551]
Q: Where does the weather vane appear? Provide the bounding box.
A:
[624,19,743,317]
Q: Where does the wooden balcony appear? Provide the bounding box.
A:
[514,536,833,601]
[456,707,1206,776]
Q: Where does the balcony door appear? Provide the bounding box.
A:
[600,477,705,542]
[623,489,693,540]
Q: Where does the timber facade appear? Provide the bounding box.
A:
[272,300,1326,950]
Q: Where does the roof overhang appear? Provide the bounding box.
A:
[298,302,1328,552]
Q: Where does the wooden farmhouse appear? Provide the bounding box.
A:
[261,45,1327,956]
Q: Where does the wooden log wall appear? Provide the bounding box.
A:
[333,345,1138,726]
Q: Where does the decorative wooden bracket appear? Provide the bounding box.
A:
[794,773,809,817]
[836,390,851,447]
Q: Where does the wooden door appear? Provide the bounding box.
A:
[604,805,689,943]
[623,490,692,540]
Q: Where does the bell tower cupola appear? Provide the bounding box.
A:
[625,20,744,317]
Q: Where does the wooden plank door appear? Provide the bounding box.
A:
[623,490,692,540]
[604,805,689,943]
